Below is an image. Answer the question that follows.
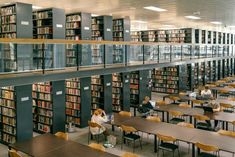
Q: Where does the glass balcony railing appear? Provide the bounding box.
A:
[0,38,234,74]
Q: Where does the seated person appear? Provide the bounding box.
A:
[205,100,220,130]
[138,96,154,116]
[91,109,108,136]
[201,86,213,99]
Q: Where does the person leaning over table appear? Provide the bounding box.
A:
[138,96,154,117]
[201,86,213,98]
[206,99,220,130]
[91,109,109,138]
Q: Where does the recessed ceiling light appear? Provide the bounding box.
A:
[91,14,99,17]
[143,6,167,12]
[162,24,175,27]
[4,3,10,5]
[210,21,222,25]
[32,6,42,9]
[185,16,201,20]
[132,20,148,24]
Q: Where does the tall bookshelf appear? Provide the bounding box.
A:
[178,65,191,91]
[91,75,112,113]
[130,70,151,106]
[0,85,32,144]
[152,67,179,94]
[33,8,65,69]
[91,15,113,65]
[32,81,65,134]
[212,60,218,82]
[131,31,142,42]
[65,12,91,67]
[112,17,130,64]
[0,2,33,72]
[65,77,91,127]
[112,73,130,112]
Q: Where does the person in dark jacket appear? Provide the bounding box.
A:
[138,96,153,117]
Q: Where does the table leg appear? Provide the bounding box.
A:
[112,125,115,131]
[162,112,165,122]
[190,116,192,124]
[222,121,225,130]
[154,134,157,153]
[192,143,195,157]
[134,107,136,116]
[167,112,169,123]
[226,122,228,130]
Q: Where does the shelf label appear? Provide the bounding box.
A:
[84,86,89,90]
[56,24,63,28]
[106,28,111,32]
[84,27,90,30]
[21,97,29,102]
[140,77,143,80]
[56,91,63,95]
[125,80,129,83]
[106,83,111,86]
[21,21,29,25]
[125,30,130,33]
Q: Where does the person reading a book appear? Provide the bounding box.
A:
[201,86,213,98]
[206,99,220,130]
[138,96,154,117]
[91,109,109,137]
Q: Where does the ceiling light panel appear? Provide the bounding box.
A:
[143,6,167,12]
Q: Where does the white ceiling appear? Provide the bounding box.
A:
[2,0,235,31]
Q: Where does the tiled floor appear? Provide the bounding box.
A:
[0,92,233,157]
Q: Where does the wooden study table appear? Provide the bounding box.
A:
[9,134,119,157]
[210,87,235,97]
[112,114,235,157]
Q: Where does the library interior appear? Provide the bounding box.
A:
[1,0,235,157]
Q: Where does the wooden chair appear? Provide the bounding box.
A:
[218,129,235,137]
[192,100,204,107]
[156,100,167,106]
[9,150,22,157]
[179,92,187,96]
[146,116,161,123]
[193,115,212,131]
[169,96,180,104]
[177,122,194,128]
[179,103,191,108]
[218,89,230,98]
[121,152,139,157]
[220,103,234,113]
[55,132,69,141]
[195,142,219,157]
[156,133,180,157]
[88,121,104,144]
[120,125,142,152]
[88,143,105,152]
[168,110,185,124]
[119,111,132,117]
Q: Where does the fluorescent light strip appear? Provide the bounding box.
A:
[144,6,167,12]
[185,15,201,20]
[132,20,147,24]
[228,26,235,28]
[91,14,99,17]
[210,21,222,25]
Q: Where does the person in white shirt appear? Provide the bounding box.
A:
[201,86,213,98]
[90,109,108,136]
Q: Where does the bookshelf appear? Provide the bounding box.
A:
[198,62,205,86]
[91,75,112,113]
[112,18,130,64]
[130,71,140,105]
[212,60,218,82]
[152,67,179,94]
[131,31,142,42]
[205,61,212,84]
[0,85,32,144]
[193,63,199,89]
[218,60,223,80]
[179,65,191,91]
[65,12,92,67]
[65,77,91,127]
[33,8,65,69]
[0,2,33,72]
[33,81,65,134]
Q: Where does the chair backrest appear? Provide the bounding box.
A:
[8,150,22,157]
[179,103,191,108]
[192,100,204,105]
[119,111,131,117]
[88,121,102,128]
[156,100,167,106]
[121,152,139,157]
[120,125,137,133]
[177,122,194,128]
[88,143,105,152]
[179,92,187,96]
[195,142,219,152]
[218,129,235,137]
[55,132,69,141]
[220,103,233,109]
[146,116,161,123]
[169,96,180,101]
[193,114,210,121]
[157,133,176,142]
[219,89,229,94]
[169,110,184,117]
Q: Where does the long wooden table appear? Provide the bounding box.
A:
[9,134,119,157]
[112,114,235,157]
